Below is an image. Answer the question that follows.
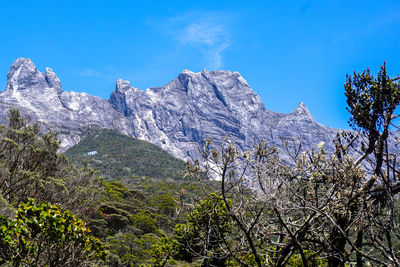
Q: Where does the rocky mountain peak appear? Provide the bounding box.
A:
[200,70,252,93]
[6,58,61,92]
[176,69,253,98]
[177,70,195,90]
[9,57,36,71]
[6,58,41,91]
[292,102,312,117]
[291,102,314,120]
[44,67,62,92]
[181,69,195,75]
[109,79,137,116]
[115,79,131,92]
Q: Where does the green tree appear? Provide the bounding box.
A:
[344,63,400,266]
[0,109,68,204]
[0,109,106,264]
[0,199,106,266]
[174,193,234,266]
[154,194,177,218]
[0,109,103,217]
[345,62,400,174]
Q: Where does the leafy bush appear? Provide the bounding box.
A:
[0,199,106,266]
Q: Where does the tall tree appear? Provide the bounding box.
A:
[0,109,103,216]
[179,63,400,266]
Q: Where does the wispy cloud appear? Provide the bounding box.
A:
[76,68,105,78]
[159,11,232,69]
[75,67,121,82]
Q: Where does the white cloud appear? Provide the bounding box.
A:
[76,68,104,78]
[75,67,120,82]
[162,11,232,69]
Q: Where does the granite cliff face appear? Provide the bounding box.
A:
[108,69,338,160]
[0,58,339,160]
[0,58,131,151]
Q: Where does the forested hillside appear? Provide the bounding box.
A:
[65,127,187,180]
[0,108,220,266]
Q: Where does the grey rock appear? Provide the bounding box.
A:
[45,67,62,93]
[6,58,48,91]
[0,58,361,162]
[107,69,341,160]
[0,58,131,152]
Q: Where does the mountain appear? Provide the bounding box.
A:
[0,58,340,161]
[65,128,186,180]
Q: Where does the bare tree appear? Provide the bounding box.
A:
[182,64,400,266]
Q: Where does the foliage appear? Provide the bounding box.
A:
[174,194,233,265]
[78,163,219,266]
[0,109,68,204]
[180,64,400,267]
[345,63,400,135]
[92,178,199,266]
[0,199,106,266]
[107,232,161,266]
[64,126,219,261]
[65,127,187,180]
[68,145,220,266]
[0,109,103,218]
[150,236,179,266]
[154,194,178,218]
[0,109,108,265]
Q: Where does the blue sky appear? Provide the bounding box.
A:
[1,0,400,129]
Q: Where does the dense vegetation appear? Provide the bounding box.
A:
[65,127,187,180]
[0,63,399,266]
[0,109,106,265]
[0,109,217,266]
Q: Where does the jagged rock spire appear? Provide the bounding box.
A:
[109,79,143,116]
[290,102,315,122]
[44,67,62,91]
[6,58,62,92]
[115,79,131,92]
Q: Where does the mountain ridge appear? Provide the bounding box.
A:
[0,57,339,161]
